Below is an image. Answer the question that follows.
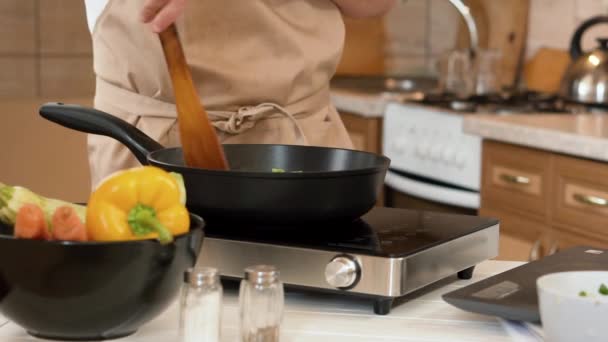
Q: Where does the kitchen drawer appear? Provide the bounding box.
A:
[552,155,608,240]
[481,141,551,219]
[544,228,608,257]
[480,206,547,261]
[339,112,382,154]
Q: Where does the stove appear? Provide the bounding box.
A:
[411,90,603,114]
[381,90,605,212]
[197,207,499,315]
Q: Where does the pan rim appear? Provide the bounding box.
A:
[147,144,391,178]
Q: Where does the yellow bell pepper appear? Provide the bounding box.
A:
[86,166,190,244]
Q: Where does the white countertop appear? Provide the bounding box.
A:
[330,90,391,118]
[332,90,608,164]
[330,90,428,118]
[0,260,544,342]
[464,113,608,162]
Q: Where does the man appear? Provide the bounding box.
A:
[84,0,395,187]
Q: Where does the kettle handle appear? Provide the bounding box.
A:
[570,15,608,60]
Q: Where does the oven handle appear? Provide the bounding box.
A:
[385,171,480,209]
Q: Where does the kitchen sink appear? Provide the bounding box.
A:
[330,75,439,100]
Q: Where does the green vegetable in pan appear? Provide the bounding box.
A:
[272,168,303,173]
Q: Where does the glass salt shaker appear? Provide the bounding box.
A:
[179,267,223,342]
[239,265,284,342]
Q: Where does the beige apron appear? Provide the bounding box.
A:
[88,0,353,187]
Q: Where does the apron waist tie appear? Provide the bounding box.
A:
[209,103,308,144]
[95,77,314,145]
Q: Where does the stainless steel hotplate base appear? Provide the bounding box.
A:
[197,224,499,314]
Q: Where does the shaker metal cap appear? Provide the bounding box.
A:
[244,265,280,284]
[184,267,220,287]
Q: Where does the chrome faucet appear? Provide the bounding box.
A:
[398,0,480,54]
[447,0,479,55]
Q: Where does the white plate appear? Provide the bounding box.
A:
[537,271,608,342]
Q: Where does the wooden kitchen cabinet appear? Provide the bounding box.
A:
[481,141,551,221]
[544,229,608,256]
[480,140,608,261]
[480,205,547,261]
[339,111,384,206]
[551,155,608,242]
[339,112,382,154]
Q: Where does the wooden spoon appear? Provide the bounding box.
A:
[158,24,229,170]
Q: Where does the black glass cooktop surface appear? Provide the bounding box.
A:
[204,207,498,257]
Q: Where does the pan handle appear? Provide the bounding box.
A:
[39,102,164,164]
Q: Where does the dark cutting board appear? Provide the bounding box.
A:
[443,246,608,323]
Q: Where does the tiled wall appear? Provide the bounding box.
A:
[383,0,461,75]
[384,0,608,75]
[527,0,608,59]
[2,0,608,99]
[0,0,94,99]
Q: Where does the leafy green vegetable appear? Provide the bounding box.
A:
[579,291,588,297]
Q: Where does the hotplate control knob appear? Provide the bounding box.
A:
[325,256,360,289]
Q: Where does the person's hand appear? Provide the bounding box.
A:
[140,0,187,33]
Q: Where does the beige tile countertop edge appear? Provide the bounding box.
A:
[463,114,608,162]
[330,89,389,118]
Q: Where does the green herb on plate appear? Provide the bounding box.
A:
[599,284,608,296]
[579,290,588,297]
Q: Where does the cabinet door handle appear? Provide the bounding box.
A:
[500,173,530,185]
[573,193,608,207]
[548,242,559,256]
[529,240,542,261]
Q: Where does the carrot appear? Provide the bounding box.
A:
[52,206,88,242]
[14,203,51,240]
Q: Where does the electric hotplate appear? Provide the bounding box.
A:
[197,206,499,315]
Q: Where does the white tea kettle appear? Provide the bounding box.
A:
[561,16,608,106]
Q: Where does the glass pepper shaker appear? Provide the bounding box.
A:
[179,267,223,342]
[239,265,284,342]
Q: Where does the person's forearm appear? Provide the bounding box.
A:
[332,0,396,18]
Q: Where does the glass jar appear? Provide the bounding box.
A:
[179,267,223,342]
[438,49,475,97]
[239,265,284,342]
[474,49,503,95]
[437,48,503,97]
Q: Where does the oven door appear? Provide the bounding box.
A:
[384,170,480,215]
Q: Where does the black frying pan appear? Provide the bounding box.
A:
[39,103,390,225]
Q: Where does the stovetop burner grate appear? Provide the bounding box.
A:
[410,90,608,114]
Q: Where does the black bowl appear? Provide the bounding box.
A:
[0,214,204,341]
